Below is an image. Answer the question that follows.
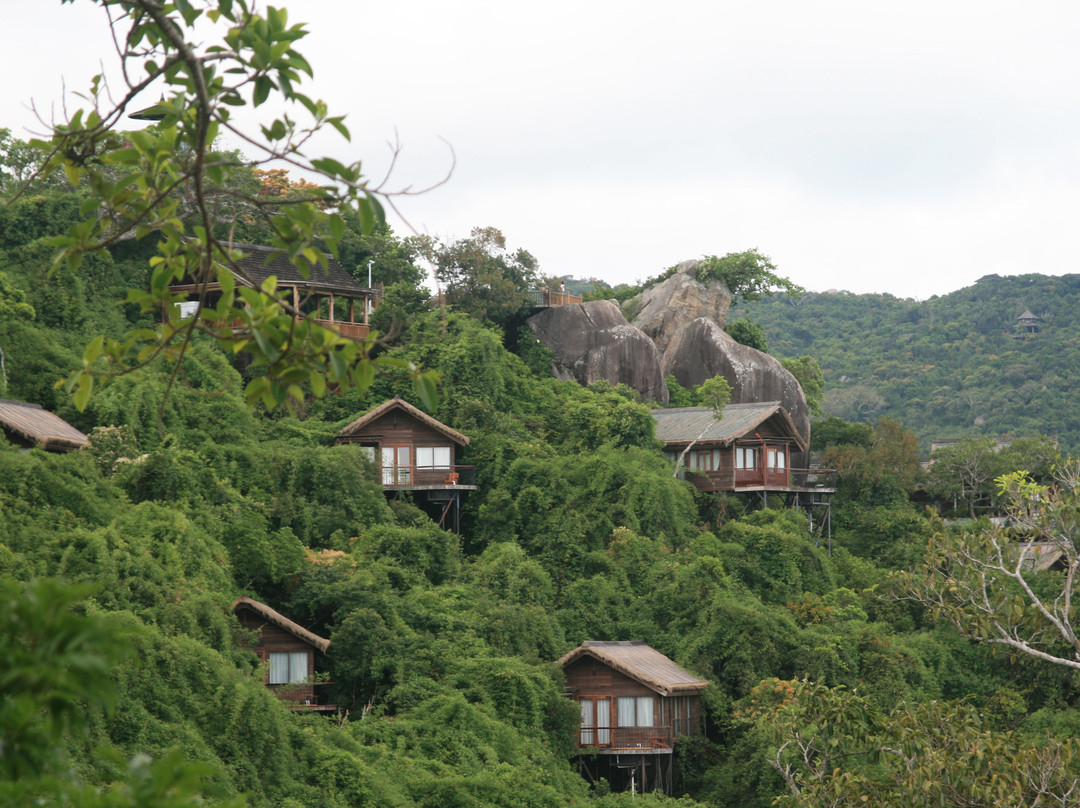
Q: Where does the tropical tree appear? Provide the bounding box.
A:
[694,249,803,303]
[432,226,541,329]
[897,465,1080,672]
[32,0,438,413]
[755,678,1080,808]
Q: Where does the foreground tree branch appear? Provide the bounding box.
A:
[35,0,441,411]
[894,463,1080,670]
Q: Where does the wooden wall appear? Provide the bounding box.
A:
[235,609,315,700]
[353,409,459,462]
[563,655,702,742]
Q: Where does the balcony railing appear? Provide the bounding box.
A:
[578,725,673,751]
[269,681,336,710]
[315,320,370,339]
[380,465,477,488]
[525,289,583,307]
[681,467,836,492]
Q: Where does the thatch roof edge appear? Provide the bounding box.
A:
[232,596,330,652]
[337,397,469,446]
[557,645,708,697]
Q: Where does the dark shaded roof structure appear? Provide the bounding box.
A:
[557,640,708,697]
[0,399,88,452]
[232,596,330,652]
[223,243,371,296]
[337,396,470,446]
[651,402,808,453]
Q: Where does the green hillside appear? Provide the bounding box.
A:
[734,274,1080,453]
[6,2,1080,805]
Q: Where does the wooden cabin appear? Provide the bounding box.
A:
[336,397,477,531]
[232,597,335,712]
[168,243,380,339]
[652,402,835,495]
[1016,309,1040,335]
[0,399,88,452]
[558,641,708,795]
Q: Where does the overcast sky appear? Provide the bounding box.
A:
[6,1,1080,299]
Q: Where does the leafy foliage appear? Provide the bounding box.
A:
[32,0,437,414]
[735,274,1080,453]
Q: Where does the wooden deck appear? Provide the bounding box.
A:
[681,467,837,494]
[578,726,674,754]
[380,465,477,490]
[526,289,583,307]
[316,319,369,339]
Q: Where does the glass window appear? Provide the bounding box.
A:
[617,696,655,727]
[736,447,757,469]
[768,449,787,469]
[580,699,594,745]
[268,651,309,684]
[416,446,452,469]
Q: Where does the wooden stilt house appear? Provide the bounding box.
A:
[336,397,477,532]
[653,402,836,533]
[558,640,708,795]
[168,244,381,338]
[232,597,335,712]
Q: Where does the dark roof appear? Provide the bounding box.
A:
[337,397,469,446]
[0,399,88,452]
[558,641,708,696]
[227,243,371,296]
[232,596,330,652]
[651,402,807,452]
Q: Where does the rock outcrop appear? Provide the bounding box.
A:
[624,260,732,355]
[662,318,810,442]
[526,300,669,405]
[525,259,811,447]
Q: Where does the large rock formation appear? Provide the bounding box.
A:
[662,318,810,442]
[625,259,732,355]
[526,300,669,404]
[525,259,811,447]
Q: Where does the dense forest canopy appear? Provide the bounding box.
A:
[5,2,1080,807]
[731,275,1080,453]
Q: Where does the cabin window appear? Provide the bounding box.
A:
[268,651,309,684]
[381,446,411,484]
[617,696,655,727]
[416,446,451,470]
[692,450,713,471]
[736,447,757,469]
[768,448,786,469]
[579,697,611,745]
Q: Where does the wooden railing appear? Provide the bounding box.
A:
[316,319,369,339]
[269,681,335,710]
[578,726,673,751]
[380,465,477,488]
[525,289,583,308]
[682,467,837,492]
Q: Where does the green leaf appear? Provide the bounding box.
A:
[415,371,440,413]
[83,335,104,366]
[253,76,273,107]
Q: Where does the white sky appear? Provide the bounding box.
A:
[5,1,1080,299]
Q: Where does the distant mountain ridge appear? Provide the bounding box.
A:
[732,273,1080,454]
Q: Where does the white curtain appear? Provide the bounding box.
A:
[416,446,452,469]
[596,699,610,745]
[618,697,636,727]
[269,652,289,684]
[580,700,594,745]
[289,651,308,683]
[636,696,653,727]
